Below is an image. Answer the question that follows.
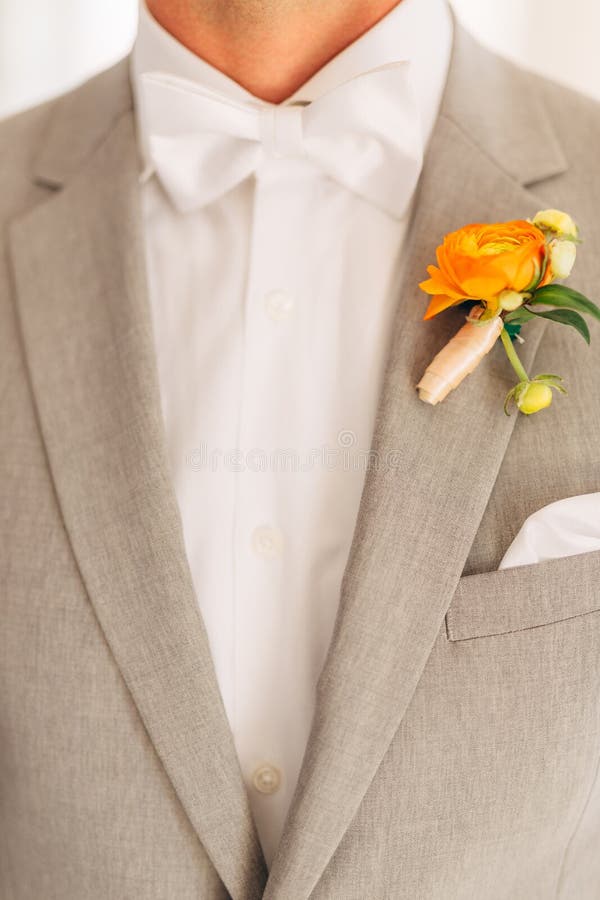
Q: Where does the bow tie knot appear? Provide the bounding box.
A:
[139,64,424,218]
[259,104,306,159]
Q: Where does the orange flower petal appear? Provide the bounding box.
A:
[423,294,458,320]
[420,218,548,313]
[461,273,508,300]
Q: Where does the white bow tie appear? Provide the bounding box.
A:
[138,64,424,218]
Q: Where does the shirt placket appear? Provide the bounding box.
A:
[232,158,312,861]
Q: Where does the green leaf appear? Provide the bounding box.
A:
[533,375,568,394]
[530,285,600,321]
[527,307,591,343]
[533,373,564,383]
[503,308,536,325]
[503,386,517,416]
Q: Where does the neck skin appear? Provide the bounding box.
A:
[146,0,405,103]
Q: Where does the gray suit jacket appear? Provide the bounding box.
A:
[1,24,600,900]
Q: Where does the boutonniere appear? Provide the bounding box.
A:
[417,209,600,415]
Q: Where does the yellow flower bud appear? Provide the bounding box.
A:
[498,290,525,311]
[532,209,578,239]
[517,382,553,415]
[549,239,577,280]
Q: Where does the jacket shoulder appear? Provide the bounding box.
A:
[0,59,131,217]
[529,70,600,158]
[525,71,600,247]
[0,98,58,210]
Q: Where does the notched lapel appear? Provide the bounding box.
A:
[9,109,267,900]
[265,52,563,898]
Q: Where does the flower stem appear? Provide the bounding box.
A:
[500,326,530,383]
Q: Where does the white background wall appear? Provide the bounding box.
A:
[0,0,599,118]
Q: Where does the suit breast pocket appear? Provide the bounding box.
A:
[446,547,600,641]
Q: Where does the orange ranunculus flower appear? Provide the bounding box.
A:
[419,220,548,320]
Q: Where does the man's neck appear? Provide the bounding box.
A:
[146,0,404,103]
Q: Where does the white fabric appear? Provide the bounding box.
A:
[499,493,600,570]
[131,0,452,867]
[138,64,423,217]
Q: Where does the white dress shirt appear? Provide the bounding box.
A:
[132,0,452,866]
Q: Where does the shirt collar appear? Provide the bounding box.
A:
[132,0,452,150]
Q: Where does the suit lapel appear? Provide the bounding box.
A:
[10,103,267,900]
[264,27,567,900]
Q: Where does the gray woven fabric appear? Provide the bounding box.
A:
[2,24,600,900]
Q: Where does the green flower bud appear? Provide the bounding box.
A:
[498,290,526,311]
[517,382,553,415]
[532,209,578,239]
[549,239,577,280]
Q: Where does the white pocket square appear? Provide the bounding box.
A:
[499,492,600,570]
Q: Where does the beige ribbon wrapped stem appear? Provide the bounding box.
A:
[417,307,504,405]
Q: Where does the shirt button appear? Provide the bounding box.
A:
[264,289,294,322]
[251,525,284,559]
[252,763,282,795]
